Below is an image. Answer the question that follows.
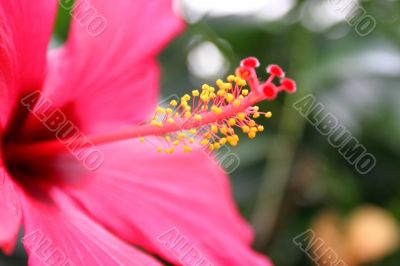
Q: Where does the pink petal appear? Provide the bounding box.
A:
[63,139,272,266]
[0,0,57,126]
[20,189,162,266]
[0,168,22,255]
[42,0,184,134]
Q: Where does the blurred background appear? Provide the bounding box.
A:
[2,0,400,265]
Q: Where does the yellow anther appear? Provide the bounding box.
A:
[253,106,260,112]
[265,112,272,118]
[184,112,191,119]
[234,76,242,83]
[214,143,221,150]
[200,139,209,146]
[233,99,241,107]
[194,114,202,121]
[242,125,250,133]
[211,125,218,134]
[167,118,174,124]
[248,132,256,139]
[189,129,197,134]
[157,147,163,153]
[217,90,226,97]
[248,120,256,127]
[157,122,163,127]
[227,75,236,82]
[216,79,224,87]
[257,125,264,132]
[156,106,165,114]
[165,147,175,154]
[165,136,171,142]
[184,106,191,112]
[211,105,222,115]
[229,140,238,147]
[209,144,214,151]
[150,120,158,126]
[241,89,249,96]
[174,113,179,118]
[223,83,233,90]
[239,95,244,100]
[166,108,173,114]
[219,138,227,145]
[205,132,212,139]
[253,112,260,118]
[202,84,210,91]
[237,79,247,86]
[220,126,228,135]
[237,112,246,121]
[181,94,191,102]
[181,101,188,107]
[208,86,215,93]
[192,90,200,97]
[226,136,233,142]
[139,137,145,142]
[170,100,178,107]
[189,138,195,144]
[209,92,216,99]
[152,115,159,120]
[203,91,210,97]
[183,146,192,153]
[225,93,235,103]
[228,118,236,126]
[178,133,186,140]
[200,95,209,102]
[173,140,180,146]
[250,127,258,133]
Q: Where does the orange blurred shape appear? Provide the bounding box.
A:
[311,206,399,266]
[346,205,399,263]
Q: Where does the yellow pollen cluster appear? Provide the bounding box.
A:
[140,74,272,154]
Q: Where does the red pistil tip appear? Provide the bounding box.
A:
[142,57,297,154]
[267,64,285,78]
[281,78,296,93]
[240,57,260,68]
[262,83,278,100]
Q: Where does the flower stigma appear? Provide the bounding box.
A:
[140,57,297,154]
[8,57,296,159]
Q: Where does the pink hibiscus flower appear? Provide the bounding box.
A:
[0,0,296,265]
